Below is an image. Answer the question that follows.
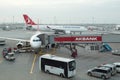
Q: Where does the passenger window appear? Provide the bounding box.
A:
[92,69,97,72]
[116,65,120,67]
[100,70,107,73]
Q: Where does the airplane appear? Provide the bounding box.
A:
[23,14,88,34]
[0,31,43,53]
[0,15,111,54]
[0,33,42,48]
[1,14,87,54]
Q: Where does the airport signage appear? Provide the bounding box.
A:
[54,36,102,43]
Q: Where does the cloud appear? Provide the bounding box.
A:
[0,0,120,23]
[0,0,115,6]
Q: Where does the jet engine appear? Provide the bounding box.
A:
[16,41,24,49]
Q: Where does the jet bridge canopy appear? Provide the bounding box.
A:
[54,35,102,44]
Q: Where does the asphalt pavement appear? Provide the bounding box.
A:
[0,30,120,80]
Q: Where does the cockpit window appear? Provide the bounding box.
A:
[33,39,40,42]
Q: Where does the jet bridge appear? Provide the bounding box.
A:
[53,34,103,57]
[38,34,103,57]
[54,35,102,44]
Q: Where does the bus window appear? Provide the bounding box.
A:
[69,61,76,71]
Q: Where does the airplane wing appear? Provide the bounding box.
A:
[0,37,30,42]
[47,26,65,34]
[52,29,65,34]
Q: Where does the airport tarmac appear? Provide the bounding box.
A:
[0,30,120,80]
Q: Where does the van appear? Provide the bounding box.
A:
[113,62,120,73]
[87,66,111,79]
[100,64,117,76]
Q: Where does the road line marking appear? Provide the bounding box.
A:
[30,54,37,74]
[0,58,3,63]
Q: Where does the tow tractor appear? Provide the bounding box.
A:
[4,52,15,61]
[2,48,15,61]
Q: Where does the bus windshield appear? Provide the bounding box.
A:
[69,60,76,71]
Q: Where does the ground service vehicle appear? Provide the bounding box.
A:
[100,64,117,76]
[87,66,111,79]
[4,52,15,61]
[0,39,5,45]
[112,50,120,56]
[113,62,120,73]
[39,54,76,78]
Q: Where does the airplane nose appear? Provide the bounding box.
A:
[30,35,42,48]
[30,41,42,48]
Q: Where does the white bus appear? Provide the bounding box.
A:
[39,54,76,78]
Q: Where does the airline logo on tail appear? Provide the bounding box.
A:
[23,14,37,25]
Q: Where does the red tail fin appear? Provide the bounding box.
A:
[23,14,37,25]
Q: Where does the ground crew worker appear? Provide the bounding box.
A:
[8,47,12,53]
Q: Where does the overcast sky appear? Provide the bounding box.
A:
[0,0,120,24]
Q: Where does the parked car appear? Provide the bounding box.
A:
[113,62,120,73]
[100,64,117,76]
[87,66,111,79]
[112,50,120,55]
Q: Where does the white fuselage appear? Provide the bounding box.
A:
[30,32,42,49]
[30,25,88,32]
